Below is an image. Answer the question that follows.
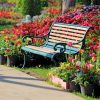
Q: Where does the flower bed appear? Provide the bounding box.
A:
[0,5,99,69]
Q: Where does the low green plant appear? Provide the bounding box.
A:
[49,62,76,82]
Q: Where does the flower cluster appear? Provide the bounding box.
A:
[0,28,27,56]
[12,16,54,36]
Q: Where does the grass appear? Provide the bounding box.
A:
[15,66,52,80]
[75,92,100,100]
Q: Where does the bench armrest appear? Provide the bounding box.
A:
[22,35,47,45]
[54,40,83,53]
[73,40,83,44]
[54,43,66,53]
[22,35,34,42]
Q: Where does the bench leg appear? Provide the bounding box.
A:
[51,53,66,66]
[22,53,27,68]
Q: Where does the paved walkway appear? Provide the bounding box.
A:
[0,65,84,100]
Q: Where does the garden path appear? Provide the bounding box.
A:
[0,65,84,100]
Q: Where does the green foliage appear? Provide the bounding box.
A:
[0,25,12,31]
[0,0,7,2]
[49,62,75,81]
[73,70,98,87]
[0,35,6,55]
[41,0,48,7]
[0,18,17,25]
[15,0,23,12]
[19,0,42,17]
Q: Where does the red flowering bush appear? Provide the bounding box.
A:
[12,16,55,37]
[0,29,26,56]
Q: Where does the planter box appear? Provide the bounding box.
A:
[50,75,70,90]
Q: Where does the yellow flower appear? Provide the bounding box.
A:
[97,68,100,72]
[26,38,32,41]
[59,62,70,69]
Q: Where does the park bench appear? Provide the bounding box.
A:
[21,22,90,67]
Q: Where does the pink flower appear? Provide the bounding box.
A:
[67,42,73,46]
[90,52,96,57]
[68,56,73,63]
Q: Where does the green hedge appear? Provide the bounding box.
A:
[16,0,42,17]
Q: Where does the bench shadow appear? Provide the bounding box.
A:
[0,75,65,92]
[0,75,41,81]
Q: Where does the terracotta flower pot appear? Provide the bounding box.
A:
[0,55,6,65]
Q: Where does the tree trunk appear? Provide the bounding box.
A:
[62,0,76,14]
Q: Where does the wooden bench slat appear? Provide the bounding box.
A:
[52,26,86,34]
[54,23,89,31]
[48,40,82,48]
[49,36,80,43]
[51,30,84,37]
[46,42,80,52]
[50,33,82,41]
[25,46,58,53]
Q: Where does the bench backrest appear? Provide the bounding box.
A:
[46,22,90,54]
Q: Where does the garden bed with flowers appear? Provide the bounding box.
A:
[0,2,23,25]
[0,3,100,98]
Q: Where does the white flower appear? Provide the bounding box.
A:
[76,61,81,66]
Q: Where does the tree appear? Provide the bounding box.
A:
[17,0,41,17]
[62,0,76,14]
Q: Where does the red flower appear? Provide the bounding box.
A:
[16,40,21,46]
[4,35,10,42]
[4,28,10,34]
[5,48,11,53]
[90,52,96,57]
[67,66,72,71]
[12,35,17,41]
[79,49,84,54]
[67,42,73,46]
[68,56,73,63]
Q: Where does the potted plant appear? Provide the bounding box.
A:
[0,34,6,65]
[49,63,71,90]
[73,64,98,96]
[49,59,80,91]
[4,34,24,67]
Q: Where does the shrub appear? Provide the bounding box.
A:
[21,0,42,17]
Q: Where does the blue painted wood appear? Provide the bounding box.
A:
[21,47,54,58]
